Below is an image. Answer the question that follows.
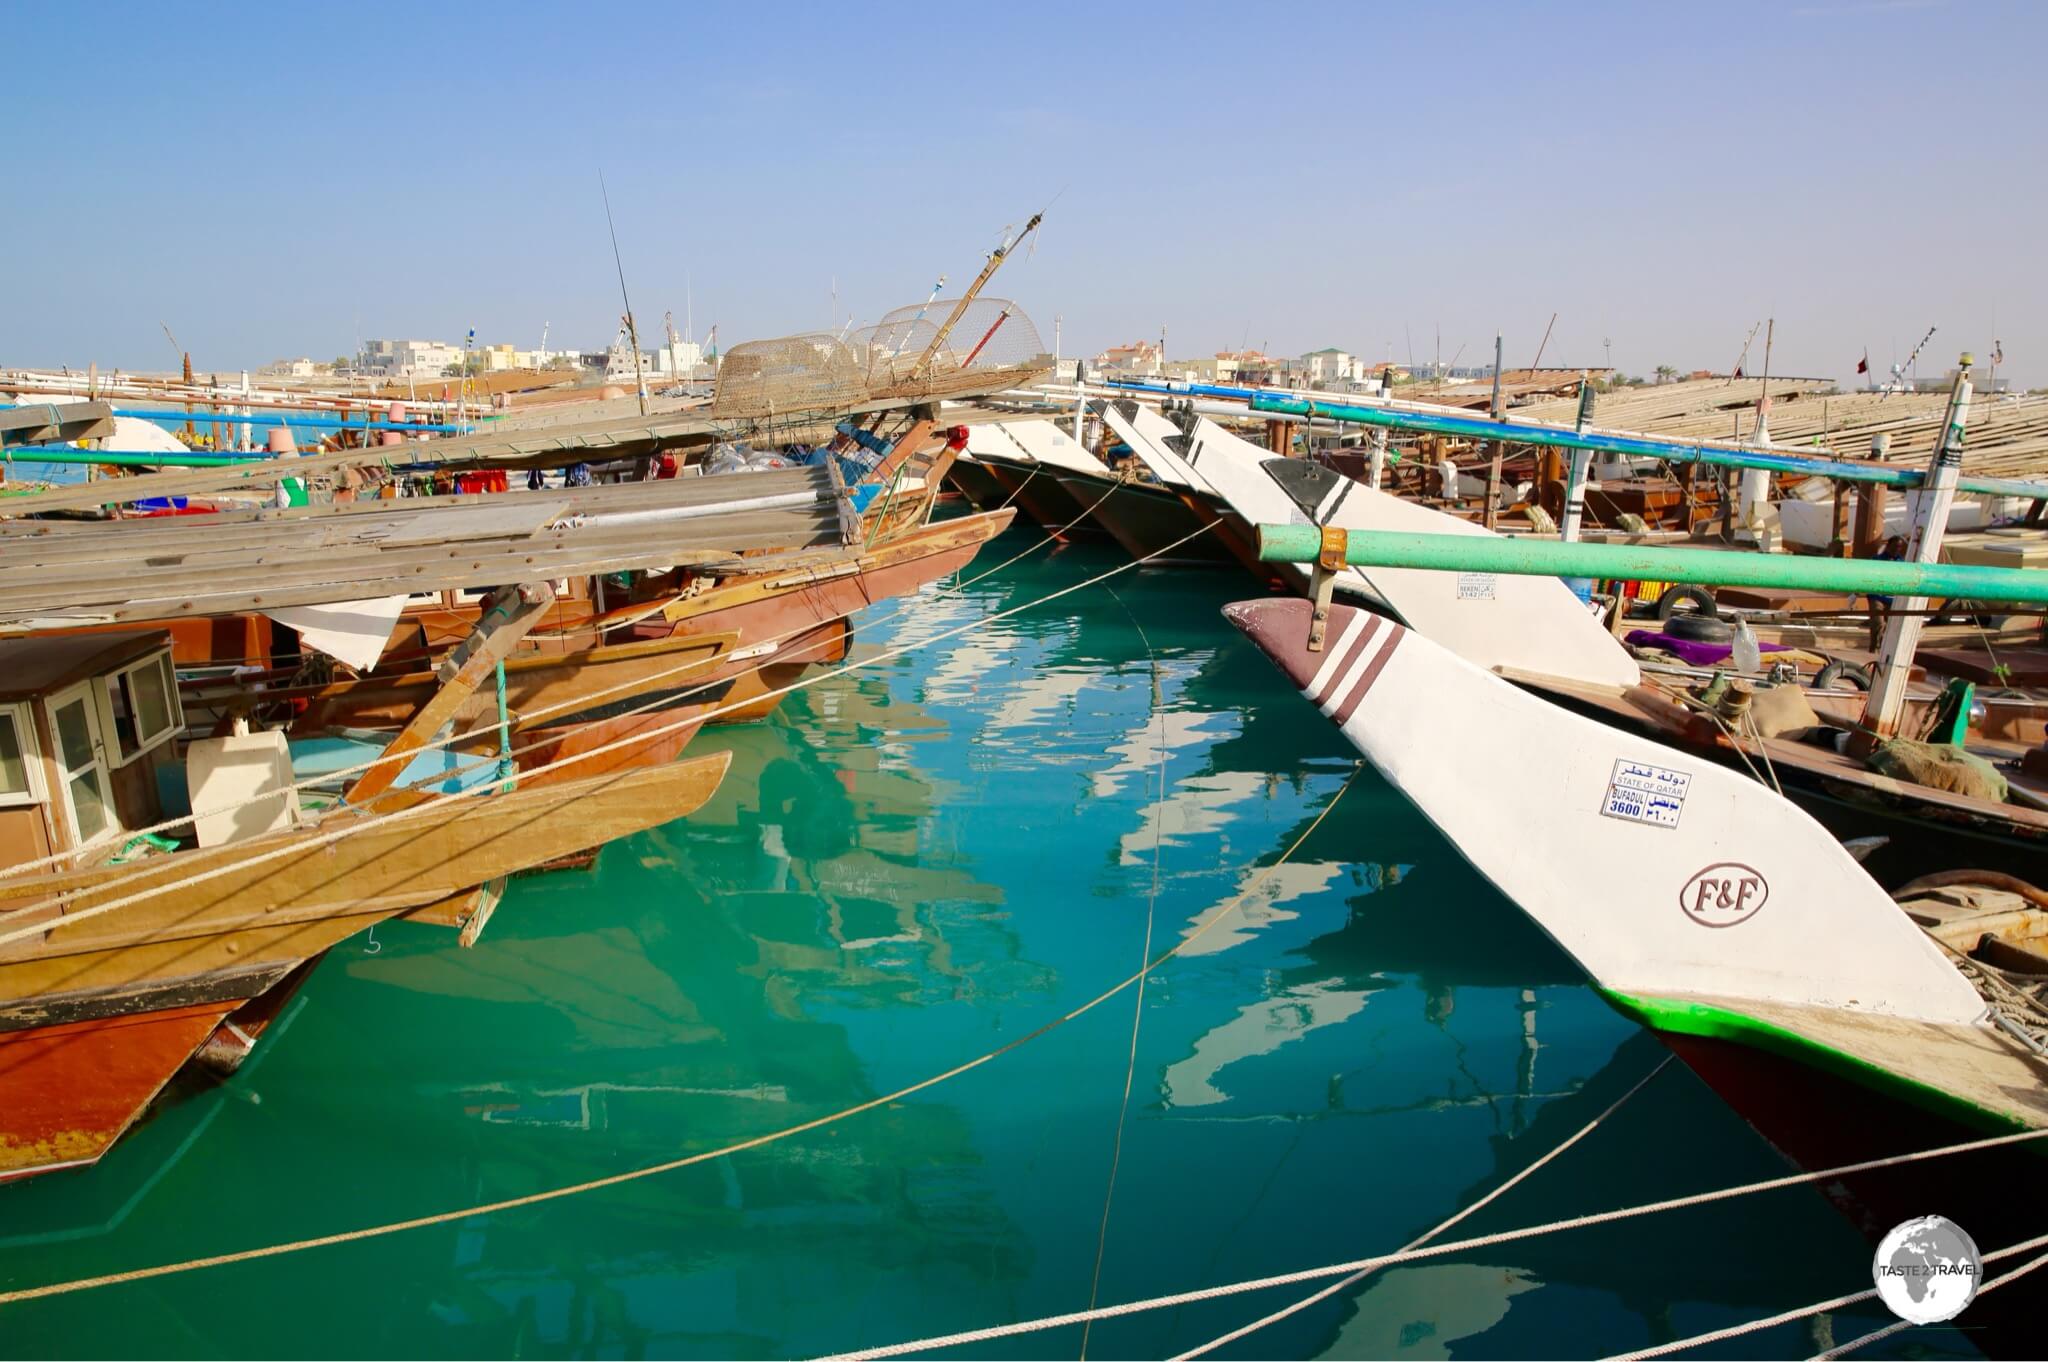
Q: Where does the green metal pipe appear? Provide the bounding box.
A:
[1247,393,2048,502]
[1255,524,2048,604]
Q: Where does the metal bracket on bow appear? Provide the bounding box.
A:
[1307,526,1347,651]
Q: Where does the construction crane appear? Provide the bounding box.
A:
[160,321,196,436]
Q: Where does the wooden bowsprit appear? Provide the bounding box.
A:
[343,582,556,806]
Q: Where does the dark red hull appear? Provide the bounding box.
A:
[0,1001,244,1181]
[1660,1030,2044,1346]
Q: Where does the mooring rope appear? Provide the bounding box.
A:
[0,763,1361,1308]
[817,1125,2048,1360]
[991,461,1043,511]
[1080,590,1168,1360]
[0,571,861,884]
[1811,1246,2048,1359]
[0,497,1137,889]
[941,473,1129,594]
[1173,1056,1675,1359]
[1610,1230,2048,1361]
[0,517,1221,949]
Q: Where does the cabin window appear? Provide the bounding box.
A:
[0,704,40,808]
[99,651,183,765]
[50,685,117,845]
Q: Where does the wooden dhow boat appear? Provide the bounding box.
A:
[1227,593,2048,1329]
[1254,453,2048,883]
[1099,398,1640,686]
[968,417,1237,567]
[1170,356,2048,883]
[955,424,1112,541]
[0,626,731,1182]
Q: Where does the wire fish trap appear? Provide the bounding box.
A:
[710,332,867,420]
[711,301,1052,422]
[855,297,1051,403]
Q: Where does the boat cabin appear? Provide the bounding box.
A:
[0,630,183,872]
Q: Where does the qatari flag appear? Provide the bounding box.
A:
[1857,350,1869,374]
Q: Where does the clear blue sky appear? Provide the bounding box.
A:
[6,0,2041,386]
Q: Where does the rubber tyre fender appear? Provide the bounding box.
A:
[1664,612,1734,644]
[1656,584,1719,621]
[1813,659,1873,692]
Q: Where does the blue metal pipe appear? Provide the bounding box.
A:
[1103,379,2048,503]
[1108,378,1284,404]
[0,403,469,434]
[107,405,468,433]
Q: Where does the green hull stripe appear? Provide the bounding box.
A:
[1597,988,2031,1136]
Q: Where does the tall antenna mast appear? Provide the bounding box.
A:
[598,171,648,415]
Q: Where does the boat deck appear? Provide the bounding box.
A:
[1516,669,2048,841]
[1657,992,2048,1132]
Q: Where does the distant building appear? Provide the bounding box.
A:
[603,339,654,384]
[258,357,324,378]
[360,339,465,378]
[1898,368,2008,395]
[510,347,578,369]
[1215,349,1284,385]
[1094,340,1163,377]
[1161,356,1225,383]
[1299,348,1368,386]
[651,338,703,376]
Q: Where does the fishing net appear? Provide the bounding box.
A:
[711,300,1050,420]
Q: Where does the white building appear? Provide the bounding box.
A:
[1299,348,1364,386]
[258,357,323,379]
[1093,340,1163,377]
[360,339,466,378]
[651,338,703,376]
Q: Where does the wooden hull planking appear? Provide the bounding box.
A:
[1050,473,1237,567]
[0,1001,242,1183]
[976,459,1109,539]
[0,755,730,1182]
[945,459,1010,510]
[0,755,733,1018]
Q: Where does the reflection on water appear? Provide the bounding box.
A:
[0,531,1938,1359]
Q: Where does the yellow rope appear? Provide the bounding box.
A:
[0,518,1225,952]
[0,765,1362,1307]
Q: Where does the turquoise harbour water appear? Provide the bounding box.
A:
[0,526,1981,1359]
